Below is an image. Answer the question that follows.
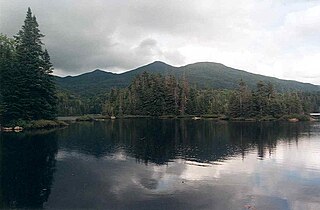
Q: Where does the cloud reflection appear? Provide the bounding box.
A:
[46,123,320,209]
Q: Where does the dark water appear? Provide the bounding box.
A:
[0,120,320,210]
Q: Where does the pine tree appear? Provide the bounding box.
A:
[40,49,57,119]
[228,80,252,118]
[16,8,56,120]
[164,75,177,115]
[1,8,57,123]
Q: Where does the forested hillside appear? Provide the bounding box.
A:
[56,72,320,117]
[55,61,320,97]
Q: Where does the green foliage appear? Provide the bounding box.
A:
[24,119,68,129]
[1,119,29,127]
[2,119,68,129]
[55,71,318,120]
[103,72,187,116]
[101,73,235,117]
[227,80,310,120]
[55,61,320,97]
[56,90,105,116]
[0,8,57,124]
[0,34,17,122]
[297,92,320,113]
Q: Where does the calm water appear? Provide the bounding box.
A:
[0,120,320,210]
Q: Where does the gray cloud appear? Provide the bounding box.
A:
[0,0,319,84]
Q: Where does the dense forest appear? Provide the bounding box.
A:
[57,72,320,119]
[0,8,56,125]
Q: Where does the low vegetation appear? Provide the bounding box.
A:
[24,120,68,129]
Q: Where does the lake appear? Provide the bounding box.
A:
[0,120,319,209]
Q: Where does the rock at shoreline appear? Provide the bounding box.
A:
[288,118,299,122]
[2,127,13,132]
[14,126,23,132]
[1,126,24,132]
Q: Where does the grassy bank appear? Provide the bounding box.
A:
[24,120,69,129]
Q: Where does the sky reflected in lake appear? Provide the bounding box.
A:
[0,120,319,209]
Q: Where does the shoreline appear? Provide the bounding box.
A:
[0,119,69,132]
[1,114,316,133]
[60,114,315,122]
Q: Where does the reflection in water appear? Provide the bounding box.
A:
[0,120,319,209]
[57,120,313,164]
[0,131,58,209]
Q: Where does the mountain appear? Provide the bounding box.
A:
[55,61,320,96]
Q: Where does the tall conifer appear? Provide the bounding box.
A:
[0,8,56,123]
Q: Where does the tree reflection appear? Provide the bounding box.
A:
[0,131,58,209]
[57,120,311,165]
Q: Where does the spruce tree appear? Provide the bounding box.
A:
[40,49,57,119]
[1,8,57,124]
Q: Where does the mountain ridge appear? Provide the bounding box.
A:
[55,61,320,96]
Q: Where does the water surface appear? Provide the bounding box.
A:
[0,120,319,209]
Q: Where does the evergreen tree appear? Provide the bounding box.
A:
[179,74,189,115]
[228,92,241,118]
[228,80,252,118]
[1,8,57,124]
[0,34,19,122]
[164,75,178,115]
[100,72,312,119]
[15,8,56,120]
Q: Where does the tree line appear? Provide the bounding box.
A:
[98,72,319,119]
[55,72,320,118]
[228,80,309,119]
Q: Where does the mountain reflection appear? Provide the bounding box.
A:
[0,131,58,209]
[57,120,312,164]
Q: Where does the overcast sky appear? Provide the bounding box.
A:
[1,0,319,84]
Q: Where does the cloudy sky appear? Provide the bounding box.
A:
[1,0,319,84]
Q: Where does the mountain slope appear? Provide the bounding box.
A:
[55,61,320,96]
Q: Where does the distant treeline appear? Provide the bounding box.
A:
[57,72,320,118]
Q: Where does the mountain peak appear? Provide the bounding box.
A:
[151,60,166,64]
[148,60,172,67]
[185,61,225,68]
[89,69,116,75]
[91,69,105,73]
[56,61,320,96]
